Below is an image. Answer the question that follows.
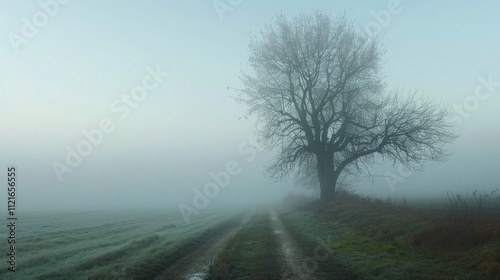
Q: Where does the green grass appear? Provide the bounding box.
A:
[207,211,282,280]
[121,217,240,280]
[0,209,240,280]
[281,191,500,279]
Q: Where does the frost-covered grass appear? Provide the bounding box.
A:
[0,209,239,279]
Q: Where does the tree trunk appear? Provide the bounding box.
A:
[316,154,338,202]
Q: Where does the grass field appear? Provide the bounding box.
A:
[2,192,497,279]
[0,209,240,280]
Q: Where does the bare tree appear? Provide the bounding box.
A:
[237,12,457,201]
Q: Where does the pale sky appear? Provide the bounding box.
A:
[0,1,499,211]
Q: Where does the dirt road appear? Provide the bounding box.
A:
[270,208,321,280]
[154,211,254,280]
[155,208,324,279]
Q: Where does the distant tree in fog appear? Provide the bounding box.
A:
[237,12,457,201]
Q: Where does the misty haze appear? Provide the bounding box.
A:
[1,1,499,279]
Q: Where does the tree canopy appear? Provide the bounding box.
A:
[238,12,457,201]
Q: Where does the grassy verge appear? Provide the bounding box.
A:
[207,211,282,280]
[281,190,500,280]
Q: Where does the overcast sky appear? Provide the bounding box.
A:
[0,0,499,211]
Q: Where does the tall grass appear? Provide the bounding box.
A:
[446,188,500,221]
